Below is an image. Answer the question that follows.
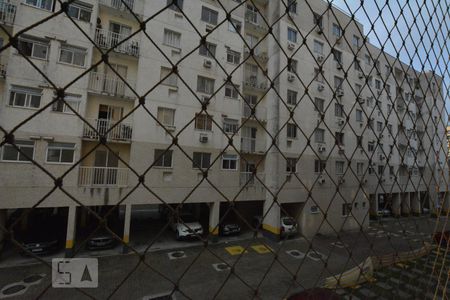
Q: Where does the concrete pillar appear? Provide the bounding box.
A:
[262,0,282,240]
[411,192,421,216]
[208,201,220,236]
[442,193,450,214]
[369,194,378,218]
[401,193,411,216]
[0,210,6,254]
[392,193,401,217]
[122,204,131,254]
[65,206,77,258]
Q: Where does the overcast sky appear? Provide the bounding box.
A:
[331,0,449,112]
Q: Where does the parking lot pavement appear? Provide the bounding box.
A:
[0,216,447,299]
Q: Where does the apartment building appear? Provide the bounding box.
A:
[0,0,447,255]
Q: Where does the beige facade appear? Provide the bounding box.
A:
[0,0,447,245]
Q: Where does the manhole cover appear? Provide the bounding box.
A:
[309,253,322,259]
[307,251,326,261]
[167,251,186,260]
[212,263,230,271]
[23,274,45,284]
[2,284,26,295]
[286,250,305,259]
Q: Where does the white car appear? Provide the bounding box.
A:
[170,213,203,240]
[280,217,298,237]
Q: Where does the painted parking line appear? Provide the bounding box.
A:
[225,246,248,256]
[251,244,272,254]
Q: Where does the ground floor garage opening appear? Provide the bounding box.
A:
[220,200,264,235]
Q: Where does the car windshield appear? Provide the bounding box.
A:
[282,218,295,225]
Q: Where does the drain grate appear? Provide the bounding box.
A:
[212,263,231,272]
[1,284,26,296]
[307,251,327,261]
[167,251,187,260]
[286,250,306,259]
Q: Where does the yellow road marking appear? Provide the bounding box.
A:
[225,246,247,255]
[251,244,272,254]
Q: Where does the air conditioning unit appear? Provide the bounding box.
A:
[381,178,386,183]
[318,145,326,153]
[358,72,364,79]
[338,177,345,184]
[287,42,296,50]
[338,119,345,126]
[379,155,385,160]
[318,176,325,184]
[318,84,325,92]
[362,178,368,184]
[287,73,295,82]
[336,89,344,97]
[338,148,345,155]
[317,55,324,63]
[316,27,323,34]
[357,96,365,104]
[203,59,212,68]
[336,36,342,44]
[199,134,209,143]
[166,125,176,132]
[201,95,210,103]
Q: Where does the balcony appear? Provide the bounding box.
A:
[243,49,268,64]
[245,11,267,35]
[99,0,135,12]
[88,72,136,99]
[0,1,16,25]
[79,167,128,187]
[240,172,265,187]
[243,76,267,93]
[95,28,140,57]
[242,102,267,122]
[83,118,133,142]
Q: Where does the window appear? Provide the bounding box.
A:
[17,37,49,59]
[225,83,239,99]
[332,23,341,37]
[160,67,178,87]
[286,158,297,173]
[167,0,183,11]
[157,107,175,126]
[313,12,323,28]
[355,83,362,94]
[335,161,345,174]
[364,54,371,65]
[197,76,215,94]
[163,29,181,48]
[356,109,363,122]
[375,79,381,90]
[59,44,86,66]
[67,1,92,22]
[287,27,297,43]
[314,68,324,82]
[25,0,53,11]
[335,103,344,117]
[222,154,238,170]
[314,97,324,112]
[199,42,216,58]
[193,152,211,169]
[9,86,42,109]
[314,160,326,173]
[332,48,342,63]
[389,166,395,176]
[310,206,319,214]
[342,203,352,216]
[368,141,375,152]
[352,35,360,47]
[334,76,344,89]
[368,165,374,175]
[287,0,297,13]
[314,128,325,143]
[223,118,239,134]
[377,121,383,132]
[357,135,363,147]
[154,150,173,168]
[226,49,240,64]
[314,40,323,54]
[367,76,373,87]
[335,132,344,146]
[46,142,75,163]
[354,59,361,71]
[288,59,297,73]
[201,6,218,25]
[287,90,297,105]
[228,18,242,33]
[287,123,297,139]
[357,162,364,175]
[387,124,393,134]
[378,165,384,176]
[52,94,81,114]
[1,140,34,162]
[195,113,213,131]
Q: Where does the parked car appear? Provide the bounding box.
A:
[170,212,203,240]
[433,231,449,246]
[219,222,241,236]
[86,228,117,250]
[280,216,298,237]
[377,209,392,217]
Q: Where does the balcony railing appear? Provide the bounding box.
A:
[240,172,265,187]
[95,28,140,57]
[88,72,136,98]
[243,76,267,92]
[83,118,133,142]
[79,167,128,187]
[0,2,16,25]
[242,102,267,121]
[99,0,135,12]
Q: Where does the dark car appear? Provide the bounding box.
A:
[87,229,117,250]
[219,222,241,236]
